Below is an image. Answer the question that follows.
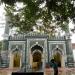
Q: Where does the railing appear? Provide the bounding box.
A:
[9,33,65,41]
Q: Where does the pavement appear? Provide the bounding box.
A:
[0,68,75,75]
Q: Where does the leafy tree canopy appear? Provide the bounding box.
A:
[1,0,75,35]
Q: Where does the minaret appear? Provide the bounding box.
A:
[4,16,10,38]
[3,16,10,50]
[65,22,74,67]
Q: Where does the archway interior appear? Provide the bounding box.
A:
[31,45,43,71]
[33,52,41,62]
[53,52,61,67]
[13,51,20,67]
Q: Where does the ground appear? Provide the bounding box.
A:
[0,68,75,75]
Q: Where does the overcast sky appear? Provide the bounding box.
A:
[0,4,5,40]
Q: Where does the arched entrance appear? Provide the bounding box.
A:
[52,48,62,67]
[13,51,20,67]
[53,52,62,67]
[31,45,43,71]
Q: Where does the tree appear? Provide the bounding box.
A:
[0,41,2,51]
[1,0,75,35]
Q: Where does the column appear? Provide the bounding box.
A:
[66,38,74,67]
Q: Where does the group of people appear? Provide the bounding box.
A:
[45,59,58,75]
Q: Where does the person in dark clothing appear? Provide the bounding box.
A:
[50,59,58,75]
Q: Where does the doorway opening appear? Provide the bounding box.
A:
[53,52,62,67]
[31,45,43,71]
[13,51,20,67]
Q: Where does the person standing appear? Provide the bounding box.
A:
[50,59,58,75]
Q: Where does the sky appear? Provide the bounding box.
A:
[0,4,75,60]
[0,4,5,40]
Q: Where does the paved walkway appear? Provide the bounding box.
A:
[0,68,75,75]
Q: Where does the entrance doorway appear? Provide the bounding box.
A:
[32,51,42,70]
[13,52,20,67]
[31,45,43,71]
[53,52,62,67]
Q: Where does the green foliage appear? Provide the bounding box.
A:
[1,0,15,5]
[0,41,2,51]
[1,0,75,35]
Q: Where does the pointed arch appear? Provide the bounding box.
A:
[31,44,43,53]
[13,51,20,67]
[53,52,62,67]
[52,46,63,56]
[11,47,21,68]
[31,44,43,71]
[52,46,63,67]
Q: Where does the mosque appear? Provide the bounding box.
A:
[2,32,74,72]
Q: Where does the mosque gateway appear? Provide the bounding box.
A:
[0,32,73,72]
